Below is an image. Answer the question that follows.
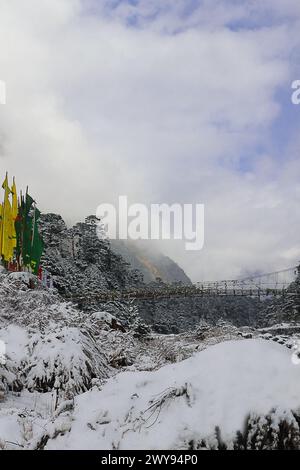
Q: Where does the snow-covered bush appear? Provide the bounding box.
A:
[194,319,210,340]
[234,410,300,450]
[0,271,113,397]
[24,327,110,395]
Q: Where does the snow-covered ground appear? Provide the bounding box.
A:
[44,339,300,450]
[1,272,300,450]
[1,339,300,450]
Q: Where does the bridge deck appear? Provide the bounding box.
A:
[72,286,294,304]
[69,267,299,304]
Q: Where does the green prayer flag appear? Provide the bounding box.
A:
[22,194,34,267]
[30,207,44,274]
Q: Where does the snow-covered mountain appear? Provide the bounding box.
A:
[39,214,191,296]
[38,214,145,298]
[38,213,266,332]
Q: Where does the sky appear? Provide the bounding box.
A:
[0,0,300,281]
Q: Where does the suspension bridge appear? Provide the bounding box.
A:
[73,265,300,305]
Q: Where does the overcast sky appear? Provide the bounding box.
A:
[0,0,300,281]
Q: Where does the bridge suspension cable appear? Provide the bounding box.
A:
[196,265,299,293]
[70,265,299,305]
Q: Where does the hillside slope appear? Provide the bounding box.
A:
[111,239,191,285]
[39,214,191,298]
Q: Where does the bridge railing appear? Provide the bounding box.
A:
[70,266,299,304]
[71,284,291,305]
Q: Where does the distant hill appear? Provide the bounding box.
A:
[111,239,192,285]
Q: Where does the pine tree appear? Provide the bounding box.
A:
[126,299,151,336]
[106,299,151,336]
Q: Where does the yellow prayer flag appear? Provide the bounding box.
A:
[0,203,3,257]
[11,177,18,250]
[1,174,14,262]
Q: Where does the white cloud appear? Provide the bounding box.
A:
[0,0,299,280]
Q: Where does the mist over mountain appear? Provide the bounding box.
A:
[110,239,192,285]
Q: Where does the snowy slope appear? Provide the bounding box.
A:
[0,271,112,396]
[1,269,300,450]
[45,339,300,450]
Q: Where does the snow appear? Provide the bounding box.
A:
[1,269,300,449]
[7,272,34,284]
[0,410,23,449]
[91,311,115,323]
[25,326,110,393]
[45,339,300,450]
[0,325,29,363]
